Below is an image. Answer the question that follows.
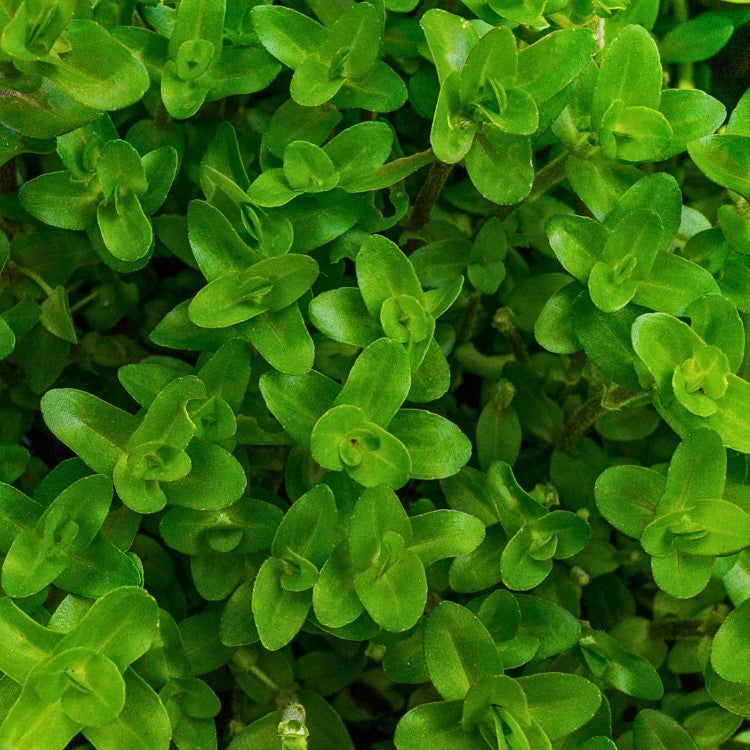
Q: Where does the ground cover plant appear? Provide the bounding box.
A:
[0,0,749,748]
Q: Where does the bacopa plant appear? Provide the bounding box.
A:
[0,0,749,748]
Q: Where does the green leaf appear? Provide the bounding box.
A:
[633,709,698,750]
[82,670,171,750]
[633,252,719,315]
[41,389,138,476]
[688,136,750,201]
[535,281,582,354]
[19,172,100,230]
[35,647,125,727]
[465,129,533,205]
[687,293,745,372]
[460,26,517,103]
[0,318,14,360]
[283,140,339,193]
[54,586,158,670]
[272,484,337,568]
[0,669,79,750]
[323,121,393,191]
[657,89,726,159]
[356,234,424,318]
[290,55,344,107]
[595,465,664,538]
[592,25,663,128]
[251,5,326,69]
[189,255,318,328]
[395,701,487,750]
[310,404,412,488]
[711,598,750,682]
[39,286,77,344]
[162,440,247,510]
[449,523,506,593]
[354,547,426,632]
[408,510,485,566]
[2,474,113,597]
[420,9,480,85]
[243,304,316,375]
[659,428,725,512]
[333,338,411,427]
[728,89,750,136]
[349,484,412,570]
[188,200,260,280]
[631,312,698,391]
[424,601,502,701]
[0,81,99,140]
[0,597,60,683]
[308,288,381,347]
[312,542,364,628]
[547,215,608,282]
[661,14,734,63]
[252,557,311,651]
[430,72,477,164]
[518,672,602,740]
[97,188,152,263]
[389,409,472,480]
[517,29,596,104]
[651,549,713,599]
[259,370,340,448]
[599,102,673,162]
[580,630,664,700]
[45,20,149,110]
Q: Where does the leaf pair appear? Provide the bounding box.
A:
[395,601,603,749]
[260,337,472,489]
[487,462,590,591]
[596,428,750,597]
[252,484,338,651]
[41,354,248,514]
[252,2,406,112]
[20,136,177,269]
[633,294,750,451]
[173,200,318,375]
[0,587,170,750]
[162,496,281,603]
[422,10,595,203]
[248,122,433,207]
[309,234,462,401]
[544,172,718,316]
[313,486,484,635]
[0,0,149,136]
[0,469,139,598]
[157,0,280,119]
[588,25,726,163]
[411,217,508,296]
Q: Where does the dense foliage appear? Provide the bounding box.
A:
[0,0,749,748]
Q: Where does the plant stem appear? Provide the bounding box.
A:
[11,263,54,296]
[248,664,280,693]
[406,160,453,233]
[558,386,646,453]
[458,289,482,344]
[69,289,102,314]
[672,0,695,88]
[453,343,514,379]
[526,149,571,203]
[492,307,528,362]
[649,618,722,640]
[0,158,15,194]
